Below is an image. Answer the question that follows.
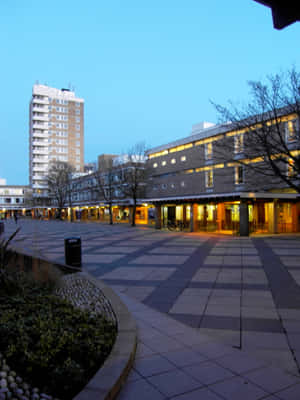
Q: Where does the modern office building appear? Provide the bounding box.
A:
[29,84,84,198]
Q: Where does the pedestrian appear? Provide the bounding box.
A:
[14,213,18,224]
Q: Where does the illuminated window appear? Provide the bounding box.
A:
[287,159,297,178]
[171,158,176,164]
[162,161,166,166]
[205,170,213,188]
[153,163,158,168]
[234,134,244,153]
[205,143,213,160]
[235,166,244,184]
[285,119,298,142]
[181,156,186,162]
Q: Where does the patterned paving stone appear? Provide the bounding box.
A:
[129,255,189,265]
[182,360,235,385]
[210,376,268,400]
[245,366,300,393]
[147,369,203,398]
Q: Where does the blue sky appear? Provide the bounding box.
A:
[0,0,299,185]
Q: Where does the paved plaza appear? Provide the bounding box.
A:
[2,219,300,399]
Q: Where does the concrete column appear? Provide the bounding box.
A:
[182,205,187,225]
[292,203,298,233]
[217,203,225,231]
[239,200,249,237]
[268,200,278,234]
[155,204,162,229]
[190,204,198,232]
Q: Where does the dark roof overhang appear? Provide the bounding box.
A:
[254,0,300,29]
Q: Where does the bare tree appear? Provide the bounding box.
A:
[212,67,300,193]
[120,142,147,227]
[94,156,117,225]
[47,161,75,220]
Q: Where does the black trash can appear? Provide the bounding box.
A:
[0,222,4,235]
[64,237,82,268]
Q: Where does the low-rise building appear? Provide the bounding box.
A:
[0,184,32,218]
[145,113,300,235]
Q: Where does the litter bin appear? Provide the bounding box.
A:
[64,237,82,268]
[0,222,4,235]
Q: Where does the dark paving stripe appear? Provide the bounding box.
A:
[253,238,300,309]
[200,315,240,331]
[169,313,202,328]
[143,238,219,312]
[242,283,270,291]
[187,282,215,289]
[214,283,241,290]
[101,279,160,287]
[199,314,282,333]
[242,317,283,333]
[187,282,269,291]
[146,301,175,313]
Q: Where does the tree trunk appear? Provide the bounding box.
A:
[109,204,113,225]
[131,201,137,227]
[68,194,74,222]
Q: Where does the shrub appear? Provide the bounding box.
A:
[0,274,117,399]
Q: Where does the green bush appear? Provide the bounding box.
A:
[0,273,117,399]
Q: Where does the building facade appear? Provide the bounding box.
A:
[0,185,32,219]
[38,154,150,225]
[145,114,300,236]
[29,84,84,198]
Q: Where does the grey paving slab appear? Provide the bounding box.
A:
[116,379,166,400]
[160,348,207,367]
[245,366,300,394]
[169,387,224,400]
[276,383,300,399]
[133,354,176,377]
[147,369,203,398]
[210,376,269,400]
[198,328,241,346]
[215,352,268,374]
[182,360,235,384]
[169,300,206,315]
[280,257,300,267]
[282,321,300,333]
[205,304,241,317]
[285,333,300,350]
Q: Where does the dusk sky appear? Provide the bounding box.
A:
[0,1,299,185]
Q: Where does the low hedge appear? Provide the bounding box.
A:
[0,272,117,400]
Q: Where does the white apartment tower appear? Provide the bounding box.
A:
[29,84,84,197]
